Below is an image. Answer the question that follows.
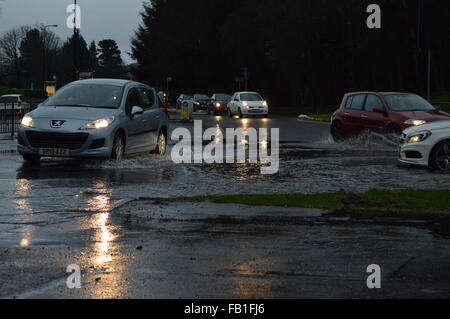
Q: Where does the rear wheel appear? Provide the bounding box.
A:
[430,140,450,171]
[330,121,345,142]
[22,155,41,163]
[111,132,125,160]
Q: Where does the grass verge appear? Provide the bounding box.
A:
[308,113,332,122]
[0,86,24,96]
[174,189,450,220]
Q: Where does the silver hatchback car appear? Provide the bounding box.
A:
[17,79,169,162]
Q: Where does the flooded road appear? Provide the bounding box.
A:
[0,113,449,298]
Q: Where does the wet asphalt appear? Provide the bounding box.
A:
[0,112,449,299]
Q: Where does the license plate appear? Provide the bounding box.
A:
[39,148,70,156]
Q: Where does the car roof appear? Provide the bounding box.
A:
[378,92,415,95]
[236,91,261,94]
[70,78,135,87]
[0,94,22,97]
[346,91,414,96]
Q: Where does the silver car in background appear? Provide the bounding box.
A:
[17,79,169,162]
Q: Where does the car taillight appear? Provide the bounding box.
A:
[162,104,170,116]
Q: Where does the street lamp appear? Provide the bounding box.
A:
[72,0,80,81]
[42,24,58,90]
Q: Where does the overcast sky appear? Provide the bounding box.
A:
[0,0,147,63]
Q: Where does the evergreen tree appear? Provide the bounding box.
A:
[98,39,123,76]
[88,41,98,71]
[60,33,90,82]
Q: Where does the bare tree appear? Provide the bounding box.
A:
[0,26,30,87]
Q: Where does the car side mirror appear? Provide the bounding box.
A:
[131,105,144,117]
[234,99,239,102]
[373,107,386,114]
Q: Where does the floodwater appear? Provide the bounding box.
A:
[1,127,449,227]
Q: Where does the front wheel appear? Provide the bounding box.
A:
[153,132,167,156]
[430,140,450,171]
[228,108,233,118]
[238,108,245,119]
[111,132,125,160]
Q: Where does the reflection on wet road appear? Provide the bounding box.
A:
[0,114,449,298]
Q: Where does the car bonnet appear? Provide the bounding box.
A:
[30,106,118,121]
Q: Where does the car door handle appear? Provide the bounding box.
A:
[361,114,368,118]
[344,112,350,116]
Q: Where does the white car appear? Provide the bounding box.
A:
[0,94,30,113]
[399,120,450,170]
[227,91,269,118]
[176,94,192,109]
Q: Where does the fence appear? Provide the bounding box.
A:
[0,103,31,136]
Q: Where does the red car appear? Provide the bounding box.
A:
[330,92,450,141]
[207,93,231,115]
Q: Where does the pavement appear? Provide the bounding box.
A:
[0,112,449,299]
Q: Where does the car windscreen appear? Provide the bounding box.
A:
[43,84,124,108]
[240,93,263,101]
[215,94,231,102]
[383,94,435,112]
[0,97,18,103]
[195,95,209,100]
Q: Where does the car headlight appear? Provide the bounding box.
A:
[262,101,268,107]
[243,102,248,107]
[80,116,115,130]
[216,103,220,108]
[407,131,432,143]
[21,115,35,128]
[404,119,427,126]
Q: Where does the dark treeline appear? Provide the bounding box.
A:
[131,0,450,109]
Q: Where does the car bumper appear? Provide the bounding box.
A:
[212,106,227,113]
[242,108,269,115]
[398,141,433,167]
[17,126,115,158]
